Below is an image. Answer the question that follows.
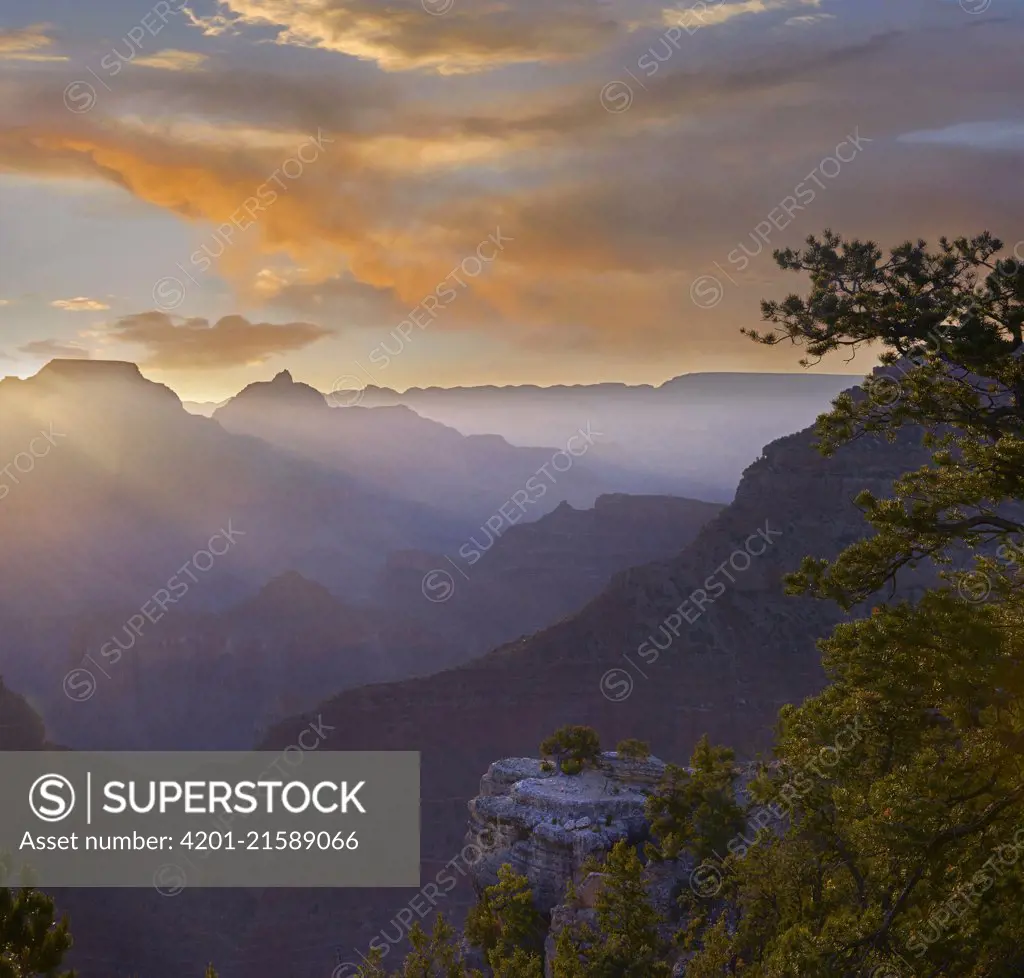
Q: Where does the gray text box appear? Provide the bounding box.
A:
[0,752,419,888]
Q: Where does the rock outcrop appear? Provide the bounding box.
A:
[465,751,731,977]
[466,752,667,911]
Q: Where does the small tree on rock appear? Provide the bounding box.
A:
[615,738,651,762]
[539,726,601,775]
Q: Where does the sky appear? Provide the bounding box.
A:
[0,0,1022,401]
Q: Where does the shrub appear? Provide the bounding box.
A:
[540,725,602,773]
[616,738,651,761]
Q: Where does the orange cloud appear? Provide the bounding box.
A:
[187,0,624,74]
[0,23,67,62]
[109,311,333,369]
[51,297,111,311]
[132,49,209,71]
[0,8,1021,369]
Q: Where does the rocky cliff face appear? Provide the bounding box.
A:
[464,751,761,978]
[466,753,667,911]
[57,376,939,978]
[0,359,468,620]
[43,494,721,751]
[352,372,856,501]
[214,369,612,523]
[372,494,724,662]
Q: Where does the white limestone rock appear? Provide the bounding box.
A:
[466,751,666,911]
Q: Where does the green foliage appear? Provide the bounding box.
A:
[0,877,74,978]
[645,734,746,863]
[346,916,481,977]
[539,726,602,774]
[748,230,1024,608]
[678,231,1024,975]
[488,947,543,978]
[550,842,670,978]
[615,739,651,761]
[397,915,481,977]
[550,925,587,978]
[351,946,388,978]
[204,967,217,978]
[465,863,545,976]
[683,583,1024,975]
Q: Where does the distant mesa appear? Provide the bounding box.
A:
[38,358,145,383]
[9,358,182,408]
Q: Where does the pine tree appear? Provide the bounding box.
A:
[465,864,544,976]
[549,925,587,978]
[748,231,1024,607]
[645,734,746,863]
[0,875,74,978]
[615,739,650,762]
[681,230,1024,976]
[550,841,670,978]
[394,915,480,978]
[489,947,543,978]
[351,947,388,978]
